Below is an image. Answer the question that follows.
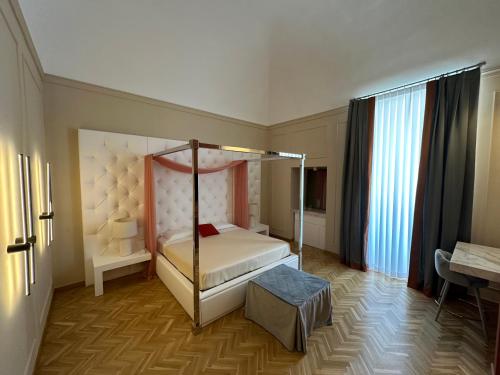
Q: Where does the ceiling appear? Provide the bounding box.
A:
[19,0,500,125]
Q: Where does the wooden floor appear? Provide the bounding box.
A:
[36,247,496,374]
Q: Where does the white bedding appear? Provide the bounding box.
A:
[158,227,290,290]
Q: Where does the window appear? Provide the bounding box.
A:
[366,84,426,278]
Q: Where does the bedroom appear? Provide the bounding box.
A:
[1,0,500,374]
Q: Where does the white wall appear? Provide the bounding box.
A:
[0,1,52,374]
[472,69,500,247]
[268,108,348,254]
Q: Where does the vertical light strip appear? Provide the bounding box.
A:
[24,155,36,285]
[17,154,30,296]
[47,162,53,243]
[18,154,27,243]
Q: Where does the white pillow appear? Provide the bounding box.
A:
[160,228,192,243]
[213,222,237,231]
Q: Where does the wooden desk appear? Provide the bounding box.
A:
[450,241,500,374]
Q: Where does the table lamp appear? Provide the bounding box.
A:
[113,217,138,256]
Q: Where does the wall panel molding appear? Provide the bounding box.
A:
[8,0,44,78]
[472,71,500,245]
[269,108,348,251]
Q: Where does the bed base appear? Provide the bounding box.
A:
[156,254,299,327]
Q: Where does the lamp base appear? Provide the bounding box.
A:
[119,239,133,257]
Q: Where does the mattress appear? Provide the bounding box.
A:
[158,227,290,290]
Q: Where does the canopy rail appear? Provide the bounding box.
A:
[153,143,191,157]
[152,139,305,334]
[154,141,303,160]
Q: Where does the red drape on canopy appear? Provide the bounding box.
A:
[144,155,249,277]
[233,161,249,229]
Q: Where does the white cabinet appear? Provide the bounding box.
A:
[294,211,326,249]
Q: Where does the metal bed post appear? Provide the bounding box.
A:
[298,155,305,270]
[190,139,202,334]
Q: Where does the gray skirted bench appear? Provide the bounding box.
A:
[245,264,332,352]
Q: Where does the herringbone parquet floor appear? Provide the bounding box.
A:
[36,247,496,374]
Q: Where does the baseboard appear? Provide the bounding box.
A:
[40,284,54,327]
[270,233,340,257]
[54,280,85,292]
[25,284,54,375]
[269,227,292,240]
[25,338,37,375]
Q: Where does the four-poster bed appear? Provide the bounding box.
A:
[145,139,305,333]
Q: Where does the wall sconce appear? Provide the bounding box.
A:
[24,155,36,285]
[6,154,33,296]
[6,155,39,295]
[39,162,54,245]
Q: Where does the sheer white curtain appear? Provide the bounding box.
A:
[367,84,426,278]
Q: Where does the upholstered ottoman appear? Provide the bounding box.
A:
[245,264,332,352]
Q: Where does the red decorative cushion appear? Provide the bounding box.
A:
[198,223,219,237]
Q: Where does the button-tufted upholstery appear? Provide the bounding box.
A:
[153,145,234,234]
[79,130,261,286]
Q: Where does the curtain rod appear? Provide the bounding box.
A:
[356,61,486,100]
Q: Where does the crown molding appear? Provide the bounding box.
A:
[43,74,269,131]
[482,65,500,77]
[269,106,349,130]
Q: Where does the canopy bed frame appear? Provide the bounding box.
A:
[148,139,305,333]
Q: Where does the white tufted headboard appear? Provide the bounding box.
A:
[78,129,260,285]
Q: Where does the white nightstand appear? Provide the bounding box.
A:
[92,250,151,296]
[249,223,269,236]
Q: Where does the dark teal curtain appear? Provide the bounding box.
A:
[340,97,375,270]
[408,68,480,296]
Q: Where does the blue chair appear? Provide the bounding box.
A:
[434,249,489,339]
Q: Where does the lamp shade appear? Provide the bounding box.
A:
[113,217,138,239]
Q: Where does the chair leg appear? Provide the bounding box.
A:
[435,280,445,304]
[437,279,449,305]
[435,280,450,322]
[473,288,488,340]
